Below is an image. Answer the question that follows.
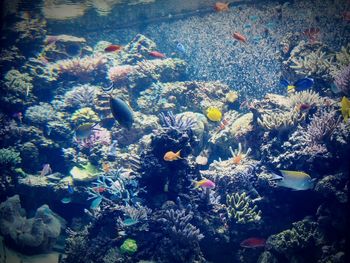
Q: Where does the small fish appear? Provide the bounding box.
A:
[122,218,139,227]
[102,162,111,173]
[40,164,52,177]
[104,45,123,52]
[271,170,315,190]
[240,237,266,248]
[92,187,106,193]
[206,107,222,122]
[67,183,74,195]
[176,42,186,53]
[12,112,23,122]
[109,96,134,129]
[341,96,350,122]
[297,103,312,112]
[61,197,72,204]
[214,2,230,12]
[233,32,247,43]
[149,51,166,58]
[163,150,182,161]
[194,178,215,189]
[280,78,314,93]
[75,123,98,139]
[90,196,102,209]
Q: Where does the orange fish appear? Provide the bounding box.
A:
[233,32,247,43]
[163,150,182,161]
[214,2,230,12]
[105,45,123,52]
[149,51,166,58]
[93,187,106,193]
[102,162,111,173]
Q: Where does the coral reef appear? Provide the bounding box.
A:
[63,84,98,109]
[0,195,65,254]
[334,65,350,96]
[226,192,262,224]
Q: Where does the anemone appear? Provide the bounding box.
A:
[159,111,197,131]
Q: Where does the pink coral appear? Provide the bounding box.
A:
[108,65,133,83]
[77,126,111,149]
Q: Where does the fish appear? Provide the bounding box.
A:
[240,237,266,248]
[75,123,99,139]
[163,150,182,161]
[102,162,111,173]
[206,107,222,122]
[90,196,102,209]
[104,45,123,52]
[214,2,230,12]
[297,103,312,112]
[341,96,350,122]
[12,112,23,122]
[61,197,72,204]
[40,164,52,176]
[122,218,139,227]
[194,178,215,189]
[109,96,134,129]
[280,77,314,93]
[92,187,106,193]
[233,32,247,43]
[176,42,186,53]
[271,170,315,190]
[149,51,166,58]
[67,183,74,195]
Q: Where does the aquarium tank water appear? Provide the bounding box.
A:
[0,0,349,262]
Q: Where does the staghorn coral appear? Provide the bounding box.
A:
[119,204,152,226]
[258,109,305,130]
[64,84,98,109]
[12,16,47,43]
[226,192,261,224]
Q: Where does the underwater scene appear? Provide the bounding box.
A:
[0,0,349,262]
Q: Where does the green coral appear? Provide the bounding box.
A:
[70,107,100,126]
[120,238,138,255]
[0,148,21,168]
[226,192,262,224]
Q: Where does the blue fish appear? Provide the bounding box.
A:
[280,77,314,93]
[109,96,134,129]
[67,183,74,195]
[176,42,186,53]
[90,196,102,209]
[122,218,139,227]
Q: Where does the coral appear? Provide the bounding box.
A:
[226,192,261,224]
[119,204,152,226]
[0,195,65,254]
[159,111,197,131]
[108,65,134,84]
[0,147,21,169]
[53,55,107,81]
[334,65,350,96]
[137,81,230,114]
[286,41,333,78]
[229,143,251,165]
[12,16,47,43]
[77,126,111,149]
[24,102,59,126]
[120,238,138,255]
[285,90,324,109]
[314,173,348,203]
[19,142,40,173]
[70,107,100,126]
[258,109,305,130]
[64,84,97,109]
[0,46,25,72]
[229,112,254,139]
[120,34,157,64]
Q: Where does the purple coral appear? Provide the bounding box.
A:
[334,65,350,96]
[77,126,111,149]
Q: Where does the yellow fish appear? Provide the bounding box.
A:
[275,170,315,190]
[206,107,222,122]
[163,150,182,161]
[340,96,350,122]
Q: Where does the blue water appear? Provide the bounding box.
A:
[0,0,349,262]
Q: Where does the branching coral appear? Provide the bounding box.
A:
[159,208,204,243]
[25,102,59,126]
[64,84,97,109]
[226,192,261,224]
[334,65,350,96]
[258,109,305,130]
[119,204,152,227]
